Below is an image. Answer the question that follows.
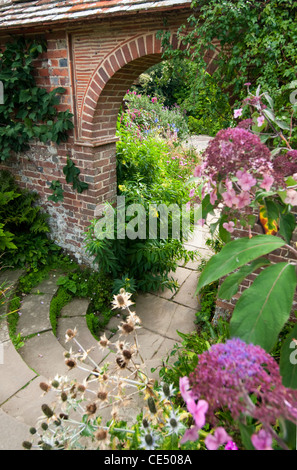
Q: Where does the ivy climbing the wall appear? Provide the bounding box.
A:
[0,36,74,161]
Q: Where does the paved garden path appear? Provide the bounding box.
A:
[0,136,213,450]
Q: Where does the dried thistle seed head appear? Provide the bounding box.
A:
[41,404,54,419]
[40,382,51,393]
[119,322,134,335]
[122,349,133,360]
[112,290,134,310]
[29,427,37,435]
[65,358,77,369]
[102,373,108,381]
[61,391,68,402]
[77,383,86,393]
[99,333,109,349]
[86,403,97,416]
[162,383,170,398]
[59,413,69,420]
[41,423,48,431]
[95,429,108,441]
[97,389,108,401]
[116,356,127,369]
[65,328,77,342]
[51,380,60,389]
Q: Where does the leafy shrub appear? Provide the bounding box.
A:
[0,170,61,270]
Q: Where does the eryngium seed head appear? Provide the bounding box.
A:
[142,418,149,428]
[123,349,132,360]
[147,397,157,414]
[95,429,108,441]
[61,391,68,402]
[29,427,37,435]
[65,358,76,369]
[86,403,97,415]
[41,423,48,431]
[40,382,51,393]
[162,383,170,398]
[41,404,54,419]
[22,441,33,450]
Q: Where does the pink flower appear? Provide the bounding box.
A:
[205,427,231,450]
[186,201,191,212]
[225,441,238,450]
[180,426,200,444]
[251,430,273,450]
[234,108,243,118]
[285,189,297,207]
[186,399,209,429]
[210,188,217,205]
[189,188,195,198]
[257,115,265,127]
[179,376,193,403]
[223,221,235,233]
[222,189,238,208]
[260,174,274,192]
[151,97,157,103]
[236,170,257,191]
[235,191,251,209]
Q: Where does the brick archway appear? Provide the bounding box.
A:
[80,33,167,142]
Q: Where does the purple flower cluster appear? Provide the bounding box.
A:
[272,150,297,180]
[188,338,297,426]
[202,127,273,180]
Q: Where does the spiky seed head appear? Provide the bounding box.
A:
[41,404,54,419]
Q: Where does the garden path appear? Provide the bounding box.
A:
[0,135,213,449]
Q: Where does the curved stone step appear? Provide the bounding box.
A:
[0,409,31,450]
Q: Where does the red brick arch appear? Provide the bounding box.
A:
[79,32,182,142]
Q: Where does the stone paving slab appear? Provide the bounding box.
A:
[19,330,90,380]
[0,409,30,450]
[31,272,63,296]
[155,266,192,300]
[173,270,200,310]
[0,340,37,405]
[60,298,90,317]
[131,293,197,341]
[17,294,53,337]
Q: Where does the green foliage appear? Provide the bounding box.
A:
[0,170,61,270]
[63,157,89,194]
[0,37,73,161]
[48,181,64,203]
[159,0,297,109]
[49,287,73,335]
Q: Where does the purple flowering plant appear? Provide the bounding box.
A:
[180,338,297,450]
[186,85,297,425]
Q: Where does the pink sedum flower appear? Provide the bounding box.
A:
[251,429,273,450]
[235,191,251,209]
[205,427,231,450]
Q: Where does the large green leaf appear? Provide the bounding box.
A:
[196,235,286,294]
[230,263,297,352]
[218,257,271,300]
[279,323,297,389]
